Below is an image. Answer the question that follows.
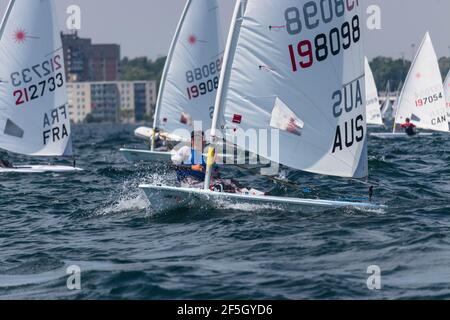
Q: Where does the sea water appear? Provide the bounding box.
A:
[1,124,450,299]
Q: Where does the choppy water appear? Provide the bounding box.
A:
[1,124,450,299]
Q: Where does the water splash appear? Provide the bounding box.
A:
[92,169,180,216]
[93,177,149,216]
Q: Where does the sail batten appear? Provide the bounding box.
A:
[211,0,368,179]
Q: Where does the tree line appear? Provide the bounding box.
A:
[370,56,450,93]
[120,56,450,94]
[120,56,166,87]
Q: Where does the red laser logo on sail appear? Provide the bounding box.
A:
[188,35,197,45]
[13,28,27,43]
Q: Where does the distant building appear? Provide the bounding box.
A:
[61,31,120,82]
[90,82,121,123]
[67,83,91,124]
[67,81,157,124]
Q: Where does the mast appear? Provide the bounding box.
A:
[151,0,192,150]
[0,0,15,41]
[204,0,243,190]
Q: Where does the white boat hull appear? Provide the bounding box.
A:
[120,148,172,163]
[0,165,83,173]
[370,132,434,138]
[139,185,386,214]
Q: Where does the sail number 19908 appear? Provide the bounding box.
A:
[186,58,223,100]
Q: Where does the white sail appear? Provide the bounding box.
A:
[381,80,391,119]
[390,81,403,119]
[365,57,382,125]
[444,70,450,118]
[0,0,72,156]
[153,0,223,138]
[394,32,448,132]
[211,0,367,179]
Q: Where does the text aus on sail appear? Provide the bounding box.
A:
[10,54,69,146]
[282,0,365,154]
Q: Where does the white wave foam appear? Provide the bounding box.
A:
[0,267,66,288]
[94,179,149,216]
[93,170,179,216]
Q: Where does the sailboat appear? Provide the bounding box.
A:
[444,70,450,119]
[120,0,224,163]
[0,0,82,173]
[371,32,448,138]
[140,0,385,213]
[365,57,383,126]
[380,80,392,121]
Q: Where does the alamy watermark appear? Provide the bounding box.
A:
[66,5,81,31]
[171,121,280,175]
[64,3,382,33]
[367,5,382,30]
[366,265,381,290]
[66,265,81,290]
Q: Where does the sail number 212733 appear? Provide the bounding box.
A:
[11,55,64,106]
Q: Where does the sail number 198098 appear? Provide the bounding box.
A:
[284,0,361,72]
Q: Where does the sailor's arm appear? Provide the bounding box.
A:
[171,146,191,165]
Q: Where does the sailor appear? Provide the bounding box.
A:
[400,118,417,136]
[171,131,209,185]
[171,131,244,192]
[0,159,14,169]
[151,128,168,151]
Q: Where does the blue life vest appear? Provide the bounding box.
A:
[177,149,206,182]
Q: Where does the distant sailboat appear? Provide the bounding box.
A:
[371,32,448,138]
[380,80,392,121]
[120,0,224,163]
[444,69,450,119]
[365,57,383,126]
[388,81,403,122]
[140,0,385,213]
[0,0,82,173]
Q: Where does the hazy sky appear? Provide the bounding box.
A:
[1,0,450,60]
